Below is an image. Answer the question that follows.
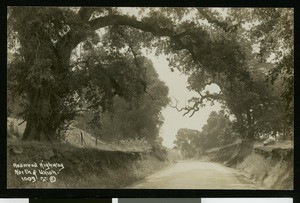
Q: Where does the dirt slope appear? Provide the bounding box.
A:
[206,140,293,190]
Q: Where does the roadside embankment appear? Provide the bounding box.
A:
[7,141,170,188]
[206,140,293,189]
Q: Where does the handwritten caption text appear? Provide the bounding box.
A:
[13,161,65,183]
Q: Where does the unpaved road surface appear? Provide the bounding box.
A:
[129,160,263,189]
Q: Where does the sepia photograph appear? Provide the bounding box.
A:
[7,7,294,190]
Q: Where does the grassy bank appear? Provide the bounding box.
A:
[7,141,170,188]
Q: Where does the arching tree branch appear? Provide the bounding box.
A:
[89,15,172,36]
[56,13,201,67]
[54,8,237,120]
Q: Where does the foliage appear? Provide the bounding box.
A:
[173,128,202,158]
[227,8,294,138]
[201,111,236,149]
[74,54,169,143]
[7,7,293,142]
[99,59,169,141]
[174,111,238,157]
[168,8,293,139]
[8,7,88,141]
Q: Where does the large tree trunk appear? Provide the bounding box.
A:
[22,87,51,141]
[22,37,72,142]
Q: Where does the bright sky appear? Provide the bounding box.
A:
[145,50,222,148]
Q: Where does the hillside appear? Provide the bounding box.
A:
[7,140,171,188]
[7,118,172,188]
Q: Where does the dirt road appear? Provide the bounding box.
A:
[129,160,263,189]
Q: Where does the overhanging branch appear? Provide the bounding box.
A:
[89,14,173,37]
[56,9,220,79]
[57,13,202,63]
[170,93,225,117]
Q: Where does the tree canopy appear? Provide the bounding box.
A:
[7,7,293,142]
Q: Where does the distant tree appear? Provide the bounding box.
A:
[173,111,238,158]
[173,128,202,158]
[201,111,235,149]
